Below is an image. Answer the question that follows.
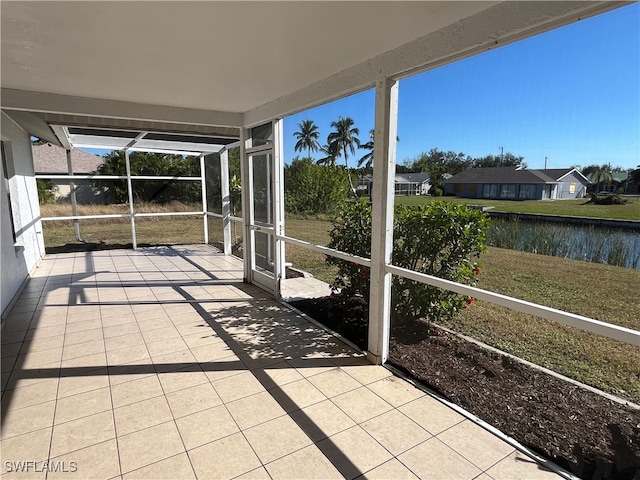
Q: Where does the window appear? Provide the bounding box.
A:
[569,183,576,194]
[500,184,517,199]
[250,123,273,147]
[482,184,499,198]
[1,141,17,243]
[519,184,536,199]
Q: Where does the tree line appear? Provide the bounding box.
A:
[292,118,639,192]
[292,118,526,195]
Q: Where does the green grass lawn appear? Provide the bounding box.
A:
[395,195,640,220]
[41,204,640,402]
[284,215,640,402]
[443,247,640,402]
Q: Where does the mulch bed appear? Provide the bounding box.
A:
[291,296,640,480]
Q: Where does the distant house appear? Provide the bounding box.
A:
[33,144,105,203]
[444,167,589,200]
[358,172,434,196]
[585,171,639,195]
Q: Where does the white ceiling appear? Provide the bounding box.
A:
[1,1,498,114]
[1,1,626,132]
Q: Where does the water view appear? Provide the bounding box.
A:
[487,218,640,269]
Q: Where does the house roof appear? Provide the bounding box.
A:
[361,173,431,184]
[445,167,564,185]
[539,168,573,180]
[32,144,104,174]
[396,173,430,184]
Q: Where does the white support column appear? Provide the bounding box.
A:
[124,149,137,250]
[200,154,209,245]
[272,119,286,301]
[220,149,232,255]
[239,128,253,282]
[65,149,82,242]
[367,77,399,365]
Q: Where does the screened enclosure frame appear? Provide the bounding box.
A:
[36,139,240,254]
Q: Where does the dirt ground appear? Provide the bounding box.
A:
[291,296,640,480]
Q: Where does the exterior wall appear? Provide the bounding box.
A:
[360,179,429,196]
[1,112,45,319]
[447,183,484,199]
[557,172,588,199]
[446,183,549,200]
[52,182,107,204]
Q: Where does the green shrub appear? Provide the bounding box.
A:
[284,157,349,215]
[37,179,57,204]
[327,200,489,328]
[588,193,628,205]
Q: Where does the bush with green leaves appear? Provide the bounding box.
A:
[327,200,489,327]
[37,179,57,204]
[284,157,350,215]
[92,151,201,204]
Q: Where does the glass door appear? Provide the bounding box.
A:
[245,122,282,294]
[250,152,275,289]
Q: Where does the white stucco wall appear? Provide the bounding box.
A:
[1,112,45,319]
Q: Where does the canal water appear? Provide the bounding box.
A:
[487,218,640,269]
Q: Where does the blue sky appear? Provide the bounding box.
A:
[283,3,640,170]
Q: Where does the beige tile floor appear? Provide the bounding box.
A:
[1,245,562,480]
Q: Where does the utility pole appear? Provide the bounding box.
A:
[499,146,504,162]
[544,156,547,169]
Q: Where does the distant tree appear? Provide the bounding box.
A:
[205,147,242,216]
[358,130,375,170]
[396,163,415,174]
[410,148,471,176]
[92,151,200,204]
[293,120,321,159]
[284,157,349,214]
[316,142,341,168]
[37,179,57,204]
[631,165,640,186]
[327,116,361,195]
[581,164,600,177]
[357,130,400,171]
[591,164,614,191]
[472,152,525,169]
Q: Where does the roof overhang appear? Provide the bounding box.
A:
[1,1,630,146]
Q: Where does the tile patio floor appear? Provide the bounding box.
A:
[1,245,562,479]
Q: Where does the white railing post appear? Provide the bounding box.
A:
[273,118,286,301]
[124,149,137,250]
[200,154,209,245]
[240,128,253,282]
[65,149,82,242]
[367,77,399,364]
[220,149,232,255]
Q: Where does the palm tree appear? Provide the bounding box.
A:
[594,164,614,193]
[316,142,340,167]
[328,116,360,194]
[293,120,321,159]
[358,129,375,170]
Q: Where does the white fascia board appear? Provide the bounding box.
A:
[50,125,73,150]
[243,1,624,127]
[1,89,243,128]
[128,147,203,156]
[558,168,590,183]
[133,139,224,154]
